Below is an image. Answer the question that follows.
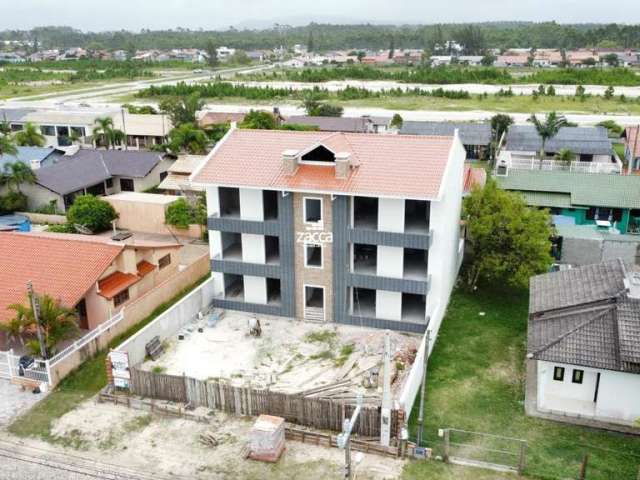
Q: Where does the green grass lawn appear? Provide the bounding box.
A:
[402,288,640,480]
[7,275,210,443]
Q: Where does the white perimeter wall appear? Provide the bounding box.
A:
[399,133,466,416]
[538,360,640,425]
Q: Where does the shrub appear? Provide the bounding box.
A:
[0,191,28,214]
[165,198,194,229]
[66,195,117,233]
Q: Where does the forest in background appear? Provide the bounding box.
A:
[1,22,640,54]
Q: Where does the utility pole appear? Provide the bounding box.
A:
[121,108,128,151]
[26,282,47,359]
[380,330,392,447]
[337,394,363,480]
[416,328,431,447]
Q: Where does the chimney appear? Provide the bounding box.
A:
[30,158,42,170]
[282,149,299,175]
[335,152,351,179]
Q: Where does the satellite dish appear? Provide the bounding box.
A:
[73,224,93,235]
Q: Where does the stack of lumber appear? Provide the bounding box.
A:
[248,415,285,462]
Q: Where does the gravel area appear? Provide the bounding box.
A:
[0,457,97,480]
[0,379,47,427]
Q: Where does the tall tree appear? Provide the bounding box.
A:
[167,123,210,154]
[0,134,17,157]
[205,39,219,67]
[388,35,395,59]
[490,114,514,142]
[6,293,78,358]
[14,122,46,147]
[3,162,36,192]
[159,93,204,127]
[528,112,568,167]
[307,30,315,53]
[92,117,125,149]
[463,180,553,290]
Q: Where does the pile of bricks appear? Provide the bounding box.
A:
[248,415,285,462]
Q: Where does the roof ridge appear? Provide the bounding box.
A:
[530,306,616,358]
[4,232,124,249]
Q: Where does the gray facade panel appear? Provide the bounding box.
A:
[347,273,429,295]
[211,298,284,317]
[333,195,350,323]
[348,228,431,249]
[211,258,281,278]
[339,315,428,333]
[278,192,296,317]
[208,216,280,235]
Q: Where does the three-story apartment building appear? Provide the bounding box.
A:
[192,127,465,334]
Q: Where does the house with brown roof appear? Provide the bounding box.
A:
[0,232,181,350]
[191,126,466,336]
[526,259,640,429]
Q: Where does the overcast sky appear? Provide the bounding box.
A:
[1,0,639,31]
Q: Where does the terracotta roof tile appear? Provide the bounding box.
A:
[193,129,455,199]
[0,232,123,324]
[137,260,155,278]
[98,271,139,300]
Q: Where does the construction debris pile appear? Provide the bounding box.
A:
[142,313,421,407]
[248,415,285,462]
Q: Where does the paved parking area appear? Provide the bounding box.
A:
[0,379,46,426]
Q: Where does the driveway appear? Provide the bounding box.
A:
[0,379,46,427]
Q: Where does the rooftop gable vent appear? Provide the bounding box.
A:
[301,145,335,164]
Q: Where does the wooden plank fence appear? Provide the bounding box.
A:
[130,368,398,438]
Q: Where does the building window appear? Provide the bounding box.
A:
[113,289,130,307]
[10,123,23,132]
[120,178,134,192]
[553,366,565,381]
[40,125,55,136]
[304,244,322,268]
[106,178,113,189]
[572,369,584,384]
[70,126,85,138]
[303,197,323,224]
[158,254,171,269]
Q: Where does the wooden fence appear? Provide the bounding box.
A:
[130,368,398,438]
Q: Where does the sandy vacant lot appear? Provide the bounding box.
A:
[45,399,405,480]
[140,312,420,404]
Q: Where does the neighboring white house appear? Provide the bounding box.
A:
[526,259,640,429]
[216,46,236,60]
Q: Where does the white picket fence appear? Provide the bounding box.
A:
[0,310,126,386]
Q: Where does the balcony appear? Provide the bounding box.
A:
[497,151,623,175]
[346,287,428,333]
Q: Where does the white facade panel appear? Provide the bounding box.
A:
[243,275,267,304]
[376,290,402,321]
[378,198,405,233]
[377,246,404,278]
[206,186,220,216]
[209,230,222,259]
[241,234,266,264]
[239,188,264,221]
[596,369,640,423]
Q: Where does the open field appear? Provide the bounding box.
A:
[404,288,640,480]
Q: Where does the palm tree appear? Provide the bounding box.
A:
[6,294,78,358]
[168,123,209,154]
[0,133,18,157]
[0,120,11,136]
[3,161,37,192]
[528,112,569,169]
[14,122,46,147]
[555,148,575,167]
[92,116,125,149]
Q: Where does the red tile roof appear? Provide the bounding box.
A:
[193,129,455,200]
[137,260,155,278]
[627,126,640,159]
[0,232,123,324]
[463,165,487,194]
[98,271,139,300]
[199,112,246,127]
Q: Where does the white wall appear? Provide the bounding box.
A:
[378,198,405,233]
[242,234,266,263]
[240,188,264,221]
[376,290,402,320]
[377,246,404,278]
[426,133,466,339]
[243,275,267,304]
[537,360,640,425]
[206,186,220,216]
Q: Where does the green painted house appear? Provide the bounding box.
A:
[496,169,640,234]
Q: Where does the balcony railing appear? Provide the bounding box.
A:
[497,152,622,175]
